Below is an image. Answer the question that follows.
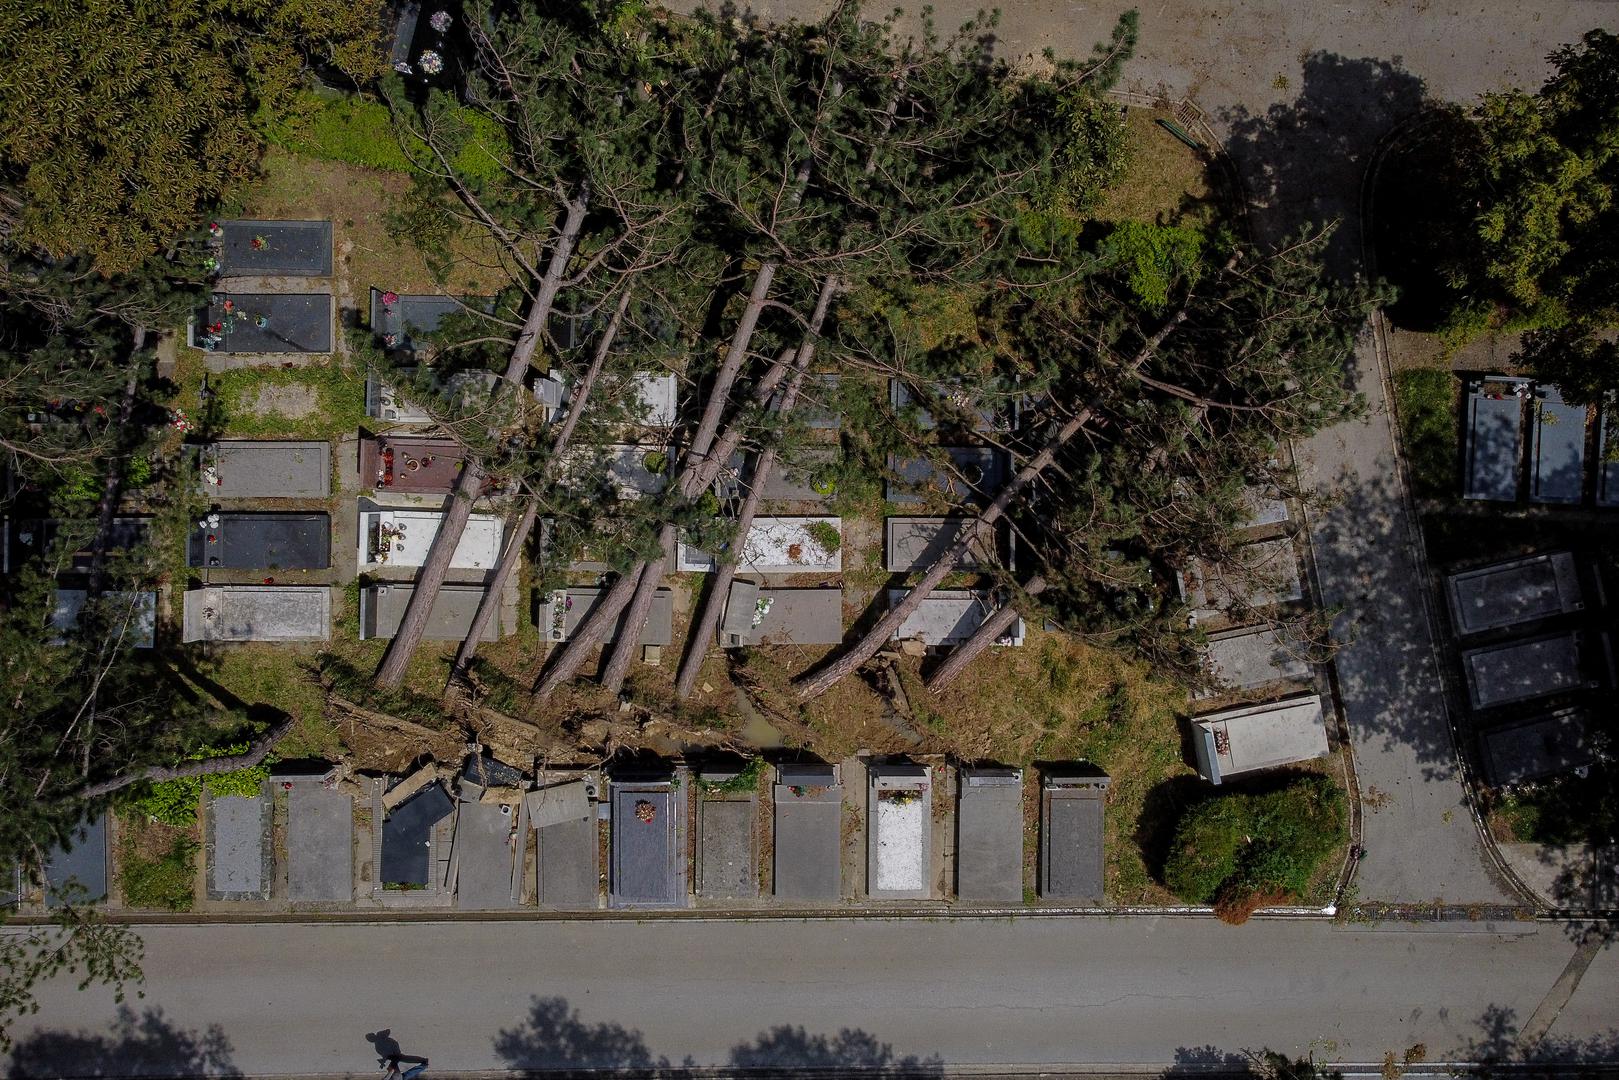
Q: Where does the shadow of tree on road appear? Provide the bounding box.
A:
[494,995,942,1076]
[1459,1001,1619,1069]
[728,1024,943,1075]
[1220,52,1430,274]
[494,996,671,1072]
[6,1006,239,1079]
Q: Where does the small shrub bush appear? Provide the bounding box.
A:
[805,520,841,555]
[1163,775,1346,916]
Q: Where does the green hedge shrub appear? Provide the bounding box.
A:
[1163,775,1346,910]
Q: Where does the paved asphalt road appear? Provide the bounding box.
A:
[7,918,1615,1076]
[669,0,1616,903]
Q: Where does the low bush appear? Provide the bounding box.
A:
[1163,775,1346,918]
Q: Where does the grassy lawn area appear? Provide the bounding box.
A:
[209,360,367,441]
[1392,368,1456,499]
[238,147,507,297]
[1095,108,1215,226]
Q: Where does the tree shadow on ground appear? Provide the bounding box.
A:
[727,1024,943,1076]
[1458,1001,1619,1070]
[1221,51,1430,275]
[494,995,943,1076]
[493,996,670,1072]
[6,1006,239,1079]
[1302,464,1463,777]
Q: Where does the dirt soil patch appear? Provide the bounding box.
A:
[246,382,318,419]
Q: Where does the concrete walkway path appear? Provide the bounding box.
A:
[8,918,1614,1075]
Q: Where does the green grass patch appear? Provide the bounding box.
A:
[1393,368,1456,498]
[266,91,508,185]
[207,360,367,441]
[117,824,198,911]
[126,741,269,827]
[1163,775,1347,918]
[1094,109,1215,227]
[697,757,765,796]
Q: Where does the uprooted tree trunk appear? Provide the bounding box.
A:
[671,278,840,699]
[76,714,296,799]
[450,288,632,684]
[87,328,143,599]
[374,194,589,690]
[599,273,840,695]
[923,575,1047,691]
[792,262,1230,701]
[533,346,799,698]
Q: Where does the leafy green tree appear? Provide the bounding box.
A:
[0,0,384,273]
[1379,29,1619,365]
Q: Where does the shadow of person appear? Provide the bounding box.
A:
[366,1029,402,1066]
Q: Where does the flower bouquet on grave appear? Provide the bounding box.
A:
[549,590,569,639]
[418,50,444,75]
[429,9,452,33]
[634,799,657,824]
[208,221,224,238]
[251,234,270,250]
[751,596,772,628]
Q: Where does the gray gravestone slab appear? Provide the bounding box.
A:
[886,448,1007,506]
[698,799,757,899]
[1531,387,1586,504]
[1202,626,1311,693]
[219,220,332,276]
[1445,552,1582,637]
[1482,709,1592,786]
[957,780,1023,902]
[455,803,518,910]
[187,512,330,570]
[536,817,598,910]
[288,785,353,902]
[210,796,266,896]
[772,784,841,901]
[1042,792,1104,901]
[1465,391,1523,502]
[611,787,679,907]
[45,813,107,907]
[1462,633,1587,710]
[200,294,333,353]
